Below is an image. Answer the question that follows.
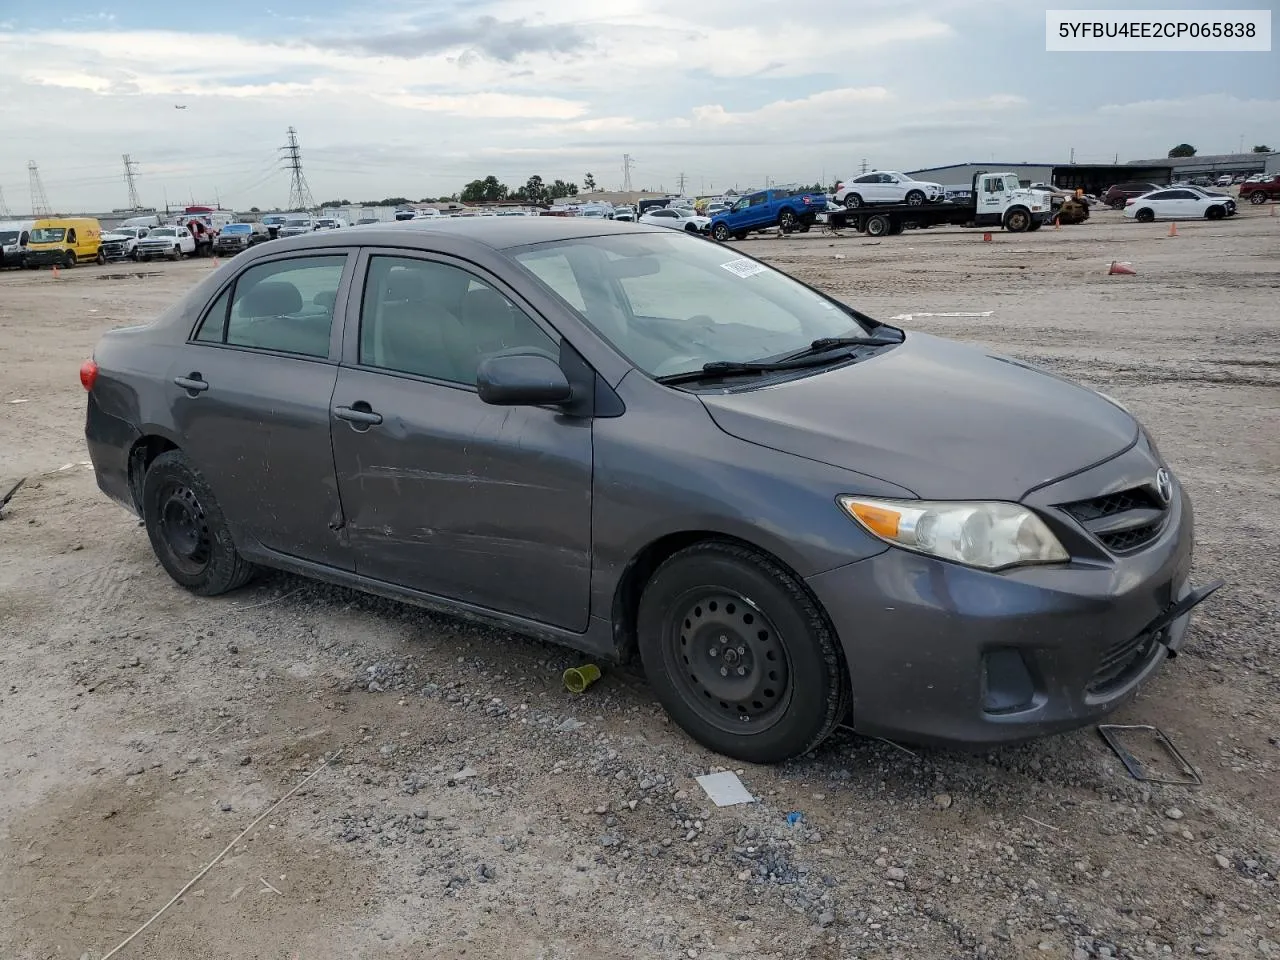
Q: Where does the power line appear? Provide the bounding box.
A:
[622,153,634,192]
[123,154,142,209]
[28,162,51,216]
[279,126,316,211]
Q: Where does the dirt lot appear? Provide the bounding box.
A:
[1,207,1277,960]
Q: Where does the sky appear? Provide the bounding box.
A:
[0,0,1275,213]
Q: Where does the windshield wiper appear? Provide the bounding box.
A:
[776,333,903,362]
[656,349,863,385]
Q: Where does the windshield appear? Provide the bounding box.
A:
[31,228,66,243]
[263,216,285,224]
[0,231,19,245]
[149,228,178,237]
[221,224,251,233]
[512,232,871,379]
[285,219,310,227]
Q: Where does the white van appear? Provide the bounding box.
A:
[0,220,35,269]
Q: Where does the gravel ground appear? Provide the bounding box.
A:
[1,205,1277,960]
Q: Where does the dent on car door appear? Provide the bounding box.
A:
[173,251,354,567]
[329,252,594,631]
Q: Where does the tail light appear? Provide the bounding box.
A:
[802,196,811,204]
[80,358,99,391]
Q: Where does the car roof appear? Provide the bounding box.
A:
[277,216,667,251]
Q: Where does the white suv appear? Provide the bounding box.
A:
[834,171,944,208]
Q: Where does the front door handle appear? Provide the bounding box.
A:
[333,403,383,426]
[174,374,208,393]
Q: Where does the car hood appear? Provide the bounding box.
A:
[101,233,133,242]
[699,332,1138,501]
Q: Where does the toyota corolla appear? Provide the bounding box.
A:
[81,219,1220,763]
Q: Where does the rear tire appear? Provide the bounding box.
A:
[1248,191,1268,205]
[636,541,848,764]
[778,209,797,233]
[96,249,106,265]
[142,450,256,596]
[865,214,891,237]
[842,194,862,209]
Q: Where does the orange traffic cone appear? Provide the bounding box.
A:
[1108,260,1136,276]
[210,256,220,268]
[1168,222,1178,237]
[982,232,992,242]
[1054,217,1061,230]
[51,265,60,279]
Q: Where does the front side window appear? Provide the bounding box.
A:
[359,256,557,387]
[193,255,346,357]
[513,232,869,380]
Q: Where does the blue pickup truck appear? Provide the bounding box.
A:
[709,187,828,241]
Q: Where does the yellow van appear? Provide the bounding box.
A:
[25,217,104,268]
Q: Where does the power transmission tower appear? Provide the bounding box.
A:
[622,154,634,192]
[28,161,51,216]
[122,154,142,209]
[676,171,687,194]
[279,126,316,211]
[0,186,11,218]
[859,158,868,175]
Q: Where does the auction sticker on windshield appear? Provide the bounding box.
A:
[720,258,766,278]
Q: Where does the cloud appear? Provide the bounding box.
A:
[376,91,588,119]
[323,16,588,62]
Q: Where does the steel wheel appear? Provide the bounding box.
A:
[156,482,213,577]
[665,590,791,734]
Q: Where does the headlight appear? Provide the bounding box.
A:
[838,497,1069,570]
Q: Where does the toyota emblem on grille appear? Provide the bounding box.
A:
[1155,469,1173,505]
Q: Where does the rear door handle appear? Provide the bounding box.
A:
[174,374,208,393]
[333,404,383,426]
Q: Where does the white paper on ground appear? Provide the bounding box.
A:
[889,311,993,322]
[696,771,755,807]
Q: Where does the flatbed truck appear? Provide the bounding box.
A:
[822,171,1054,237]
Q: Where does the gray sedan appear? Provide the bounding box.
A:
[81,219,1219,763]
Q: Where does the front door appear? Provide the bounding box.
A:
[330,252,593,631]
[172,251,354,567]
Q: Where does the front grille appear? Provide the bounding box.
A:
[1060,485,1168,554]
[1088,626,1163,693]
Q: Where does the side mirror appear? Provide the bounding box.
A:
[476,353,572,407]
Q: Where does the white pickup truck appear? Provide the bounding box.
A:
[134,225,197,261]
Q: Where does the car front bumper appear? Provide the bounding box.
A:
[806,455,1202,748]
[25,249,68,266]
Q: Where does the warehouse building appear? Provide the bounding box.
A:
[1125,151,1278,178]
[903,161,1175,196]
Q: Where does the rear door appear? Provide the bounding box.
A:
[171,250,354,567]
[329,250,594,631]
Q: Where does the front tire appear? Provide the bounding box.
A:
[142,450,256,596]
[63,252,76,268]
[1004,208,1031,232]
[904,190,925,206]
[170,245,181,261]
[637,542,848,764]
[1205,205,1225,220]
[712,223,731,242]
[1135,208,1155,223]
